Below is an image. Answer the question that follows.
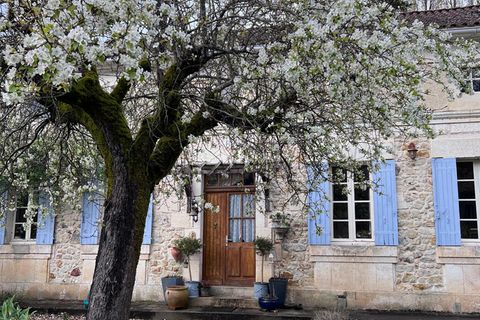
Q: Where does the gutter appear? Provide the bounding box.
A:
[442,26,480,39]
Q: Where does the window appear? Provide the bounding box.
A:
[462,68,480,93]
[331,165,373,241]
[228,194,255,243]
[13,192,37,241]
[205,172,255,188]
[456,161,479,240]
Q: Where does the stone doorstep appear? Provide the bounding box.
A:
[190,296,258,309]
[208,286,254,298]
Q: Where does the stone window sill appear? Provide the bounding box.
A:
[0,244,53,259]
[436,246,480,264]
[309,245,398,263]
[80,244,150,261]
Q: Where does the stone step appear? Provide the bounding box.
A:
[151,306,313,320]
[208,286,254,299]
[190,297,258,309]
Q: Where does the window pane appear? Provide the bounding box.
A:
[332,167,347,182]
[243,194,255,217]
[460,221,478,239]
[206,174,217,186]
[356,222,372,239]
[473,80,480,92]
[458,181,475,199]
[333,184,347,201]
[354,185,369,201]
[219,174,230,186]
[14,224,25,239]
[229,195,241,217]
[355,203,370,220]
[242,219,254,242]
[333,222,349,238]
[457,162,474,180]
[243,172,255,186]
[472,67,480,78]
[459,201,477,219]
[15,208,27,222]
[229,220,241,242]
[333,203,348,219]
[231,174,243,186]
[30,224,37,239]
[354,165,369,182]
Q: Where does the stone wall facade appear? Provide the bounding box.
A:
[394,139,443,292]
[2,100,480,313]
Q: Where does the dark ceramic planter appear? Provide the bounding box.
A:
[269,277,288,306]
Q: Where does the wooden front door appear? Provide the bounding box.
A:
[203,190,255,286]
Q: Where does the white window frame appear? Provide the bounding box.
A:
[11,191,37,242]
[457,160,480,243]
[463,68,480,93]
[330,168,374,243]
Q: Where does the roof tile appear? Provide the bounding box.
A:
[401,5,480,28]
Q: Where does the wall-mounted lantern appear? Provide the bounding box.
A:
[407,142,418,160]
[183,174,199,222]
[260,174,271,213]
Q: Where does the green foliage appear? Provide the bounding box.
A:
[173,236,202,258]
[254,237,273,257]
[0,296,35,320]
[173,236,202,281]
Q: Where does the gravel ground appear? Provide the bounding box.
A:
[30,312,144,320]
[30,313,85,320]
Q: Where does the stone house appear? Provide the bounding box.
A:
[1,5,480,314]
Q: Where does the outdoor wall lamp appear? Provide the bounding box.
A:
[190,199,199,223]
[260,173,271,213]
[184,174,199,222]
[407,142,418,160]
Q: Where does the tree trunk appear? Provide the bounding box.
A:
[86,164,151,320]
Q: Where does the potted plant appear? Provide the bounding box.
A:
[173,236,202,297]
[161,274,184,302]
[270,212,291,240]
[253,236,273,299]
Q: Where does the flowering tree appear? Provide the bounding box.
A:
[0,0,477,319]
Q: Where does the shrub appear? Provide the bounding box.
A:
[254,237,273,283]
[173,236,202,281]
[0,296,35,320]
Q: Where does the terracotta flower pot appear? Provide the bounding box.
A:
[170,247,183,262]
[166,285,189,310]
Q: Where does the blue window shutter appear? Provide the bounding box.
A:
[36,192,55,245]
[373,160,399,246]
[0,191,6,245]
[432,158,461,246]
[81,192,101,244]
[307,164,331,245]
[142,194,153,244]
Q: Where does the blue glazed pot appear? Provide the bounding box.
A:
[253,282,269,299]
[185,281,200,297]
[258,297,281,311]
